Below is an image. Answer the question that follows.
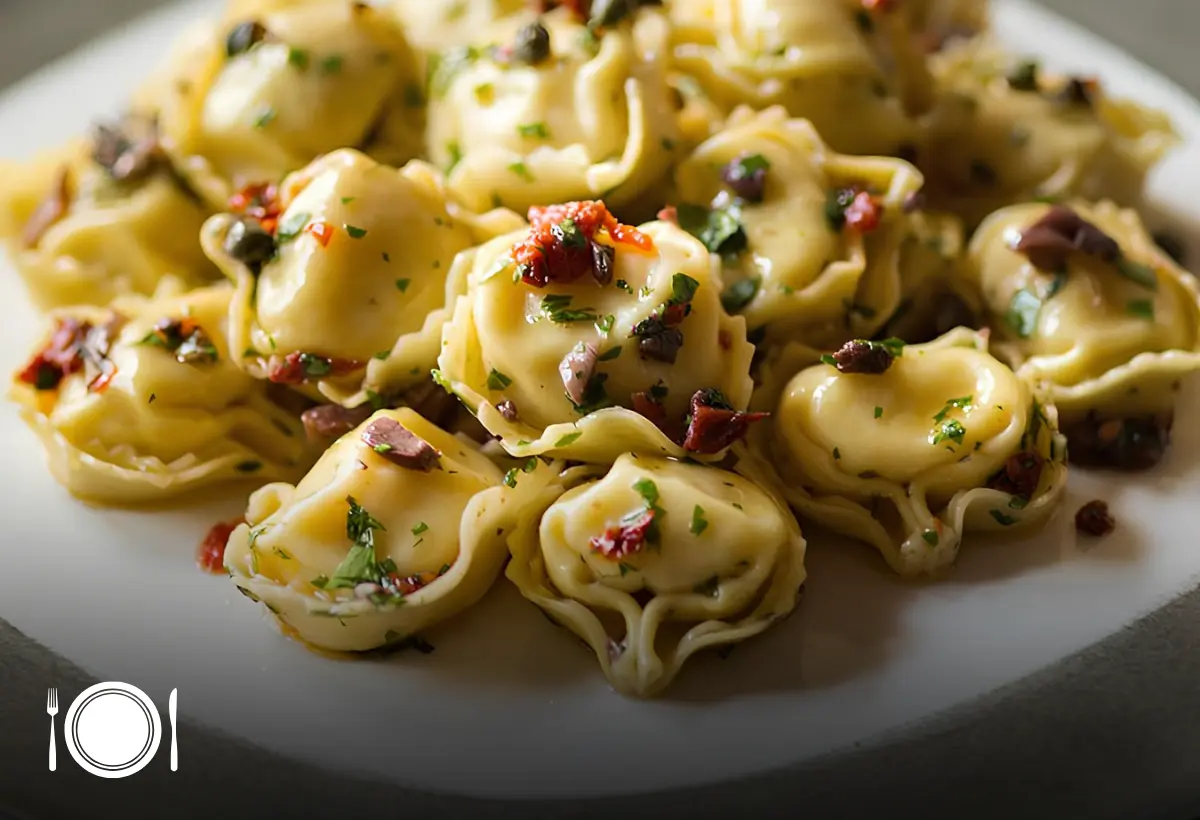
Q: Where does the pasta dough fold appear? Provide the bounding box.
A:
[224,407,522,652]
[504,453,806,697]
[9,282,313,503]
[754,328,1068,577]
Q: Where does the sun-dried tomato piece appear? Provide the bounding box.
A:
[228,181,282,233]
[515,200,654,287]
[198,517,243,574]
[386,571,440,596]
[16,318,90,391]
[1075,500,1115,536]
[631,391,667,426]
[986,451,1045,499]
[267,352,364,384]
[682,389,769,454]
[589,508,656,559]
[843,191,883,232]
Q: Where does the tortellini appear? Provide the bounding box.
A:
[158,0,425,210]
[0,130,216,311]
[505,453,807,697]
[437,204,757,462]
[424,5,680,214]
[201,148,523,406]
[919,37,1178,226]
[670,0,933,156]
[389,0,527,53]
[671,105,934,345]
[962,199,1200,465]
[8,282,313,503]
[224,407,517,652]
[755,328,1067,577]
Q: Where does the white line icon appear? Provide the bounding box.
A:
[60,682,162,778]
[168,688,178,771]
[45,688,57,771]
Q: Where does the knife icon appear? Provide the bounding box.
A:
[168,688,178,771]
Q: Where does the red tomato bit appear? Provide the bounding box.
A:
[589,508,656,559]
[304,221,335,247]
[267,352,365,384]
[844,191,883,233]
[229,182,282,234]
[198,517,244,574]
[681,389,769,454]
[16,318,90,391]
[515,200,654,288]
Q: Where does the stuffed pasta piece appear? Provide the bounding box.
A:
[963,199,1200,470]
[423,2,680,215]
[9,283,312,504]
[201,147,522,408]
[437,200,760,463]
[157,0,424,210]
[505,453,806,697]
[388,0,526,53]
[758,328,1067,578]
[919,38,1178,226]
[669,0,933,157]
[224,407,524,652]
[670,105,946,347]
[0,116,215,311]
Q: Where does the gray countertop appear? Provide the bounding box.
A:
[1,2,1199,819]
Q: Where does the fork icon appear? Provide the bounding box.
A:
[46,688,57,771]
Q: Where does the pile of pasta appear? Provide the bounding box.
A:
[1,0,1192,698]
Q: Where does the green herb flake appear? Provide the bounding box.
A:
[276,211,311,242]
[618,561,636,577]
[931,419,967,447]
[990,510,1018,526]
[542,294,599,324]
[633,478,659,508]
[597,346,622,361]
[517,122,550,139]
[486,368,512,390]
[404,83,424,108]
[320,54,344,74]
[1114,256,1158,290]
[596,314,616,334]
[1006,288,1042,338]
[721,277,759,314]
[344,224,368,239]
[615,279,632,293]
[373,350,391,361]
[503,468,519,488]
[508,161,535,182]
[677,202,747,256]
[445,141,463,174]
[668,272,700,306]
[411,521,429,536]
[833,447,841,460]
[690,505,708,536]
[555,431,583,447]
[933,395,974,423]
[1126,298,1155,320]
[253,107,276,129]
[287,47,310,71]
[922,529,939,547]
[874,406,883,419]
[236,460,262,473]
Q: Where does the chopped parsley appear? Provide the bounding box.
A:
[287,47,310,71]
[486,368,512,390]
[1006,288,1042,338]
[344,224,368,239]
[395,278,410,292]
[324,497,390,590]
[411,522,428,536]
[597,346,622,361]
[503,468,519,488]
[555,431,582,447]
[933,396,973,423]
[1114,257,1159,290]
[1127,299,1155,320]
[930,419,967,447]
[677,202,747,256]
[517,122,550,139]
[275,211,311,242]
[690,505,708,535]
[669,272,701,306]
[922,529,939,547]
[542,294,599,324]
[1007,60,1040,91]
[726,153,770,184]
[445,141,463,173]
[253,107,276,129]
[632,477,665,546]
[236,460,262,473]
[721,277,759,313]
[990,510,1018,526]
[320,54,344,75]
[595,314,616,334]
[508,161,535,182]
[874,406,883,419]
[298,353,332,378]
[615,279,632,293]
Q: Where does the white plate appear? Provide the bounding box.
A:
[63,681,161,778]
[1,0,1199,800]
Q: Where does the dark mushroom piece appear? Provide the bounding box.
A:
[360,418,442,471]
[301,404,374,443]
[1075,500,1115,536]
[559,343,599,406]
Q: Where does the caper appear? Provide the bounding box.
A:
[512,21,551,65]
[224,218,276,270]
[589,0,636,30]
[226,21,267,58]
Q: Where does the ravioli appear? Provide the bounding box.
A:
[671,105,931,345]
[919,37,1177,226]
[201,148,523,406]
[670,0,932,156]
[423,4,680,214]
[224,407,519,652]
[963,199,1200,467]
[755,328,1067,577]
[0,130,216,311]
[9,283,313,503]
[436,201,758,462]
[505,453,806,697]
[157,0,425,210]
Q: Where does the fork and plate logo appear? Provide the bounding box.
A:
[46,683,178,777]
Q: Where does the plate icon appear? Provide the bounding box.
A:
[63,682,161,778]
